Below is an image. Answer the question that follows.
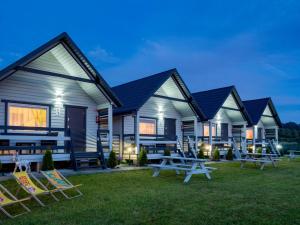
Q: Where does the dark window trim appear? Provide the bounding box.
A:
[1,99,52,134]
[139,117,158,135]
[63,104,88,109]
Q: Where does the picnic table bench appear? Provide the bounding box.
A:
[148,156,215,183]
[239,153,280,170]
[288,150,300,160]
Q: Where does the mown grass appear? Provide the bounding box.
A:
[1,158,300,225]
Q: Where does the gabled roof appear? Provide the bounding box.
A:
[243,98,282,127]
[0,32,122,107]
[112,69,206,120]
[192,86,252,123]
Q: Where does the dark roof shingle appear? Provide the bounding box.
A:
[192,86,234,120]
[243,98,282,127]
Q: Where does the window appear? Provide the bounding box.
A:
[8,104,48,128]
[203,124,216,136]
[246,129,253,139]
[139,118,156,135]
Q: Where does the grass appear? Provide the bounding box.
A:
[1,158,300,225]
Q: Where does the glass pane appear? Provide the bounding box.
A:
[139,119,156,135]
[203,124,216,136]
[246,129,253,139]
[9,106,47,128]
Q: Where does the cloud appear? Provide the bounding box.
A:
[88,46,119,64]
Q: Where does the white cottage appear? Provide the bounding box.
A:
[0,33,121,169]
[243,98,282,152]
[112,69,206,160]
[192,86,252,156]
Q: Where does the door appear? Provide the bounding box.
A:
[257,128,263,142]
[221,123,229,141]
[65,106,87,152]
[164,118,176,141]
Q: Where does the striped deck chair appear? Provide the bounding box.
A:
[41,170,82,199]
[13,171,59,207]
[0,184,30,218]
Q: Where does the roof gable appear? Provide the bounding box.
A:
[0,32,121,107]
[192,86,251,123]
[112,69,174,114]
[243,98,282,127]
[112,69,206,120]
[192,86,233,119]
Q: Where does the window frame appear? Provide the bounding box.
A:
[4,101,51,133]
[203,123,217,137]
[139,117,157,136]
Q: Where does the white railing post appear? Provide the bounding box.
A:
[209,120,213,156]
[275,127,279,145]
[253,126,256,152]
[108,104,113,152]
[242,124,247,151]
[135,111,140,155]
[194,117,198,152]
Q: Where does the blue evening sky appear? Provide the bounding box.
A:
[0,0,299,122]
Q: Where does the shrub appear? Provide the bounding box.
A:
[42,150,54,171]
[198,143,206,159]
[197,148,205,159]
[266,146,271,154]
[256,147,262,154]
[226,148,233,160]
[213,147,220,161]
[138,149,148,166]
[107,150,118,168]
[164,148,171,156]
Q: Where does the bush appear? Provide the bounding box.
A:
[226,148,233,160]
[198,149,205,159]
[198,143,206,159]
[138,149,148,166]
[107,150,118,168]
[164,148,171,156]
[266,146,271,154]
[256,147,262,154]
[42,150,54,171]
[213,147,220,161]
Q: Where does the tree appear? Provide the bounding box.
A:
[107,151,118,168]
[42,150,54,171]
[138,149,148,166]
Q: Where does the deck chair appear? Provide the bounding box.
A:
[0,184,30,219]
[41,170,82,199]
[13,171,59,207]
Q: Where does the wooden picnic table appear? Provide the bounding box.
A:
[288,150,300,160]
[148,156,215,183]
[240,153,280,170]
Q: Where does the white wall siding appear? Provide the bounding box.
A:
[0,71,102,152]
[139,97,183,141]
[123,115,135,134]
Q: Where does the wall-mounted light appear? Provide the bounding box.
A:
[158,111,164,120]
[54,92,64,116]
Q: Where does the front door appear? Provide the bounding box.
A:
[221,123,229,141]
[65,106,87,152]
[164,118,176,141]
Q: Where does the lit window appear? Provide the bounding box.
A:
[203,124,216,136]
[8,104,48,128]
[246,129,253,139]
[139,118,156,135]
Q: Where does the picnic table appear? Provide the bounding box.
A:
[288,150,300,160]
[239,153,280,170]
[148,156,215,183]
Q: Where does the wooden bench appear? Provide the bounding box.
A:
[148,156,214,183]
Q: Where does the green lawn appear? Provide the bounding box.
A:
[2,159,300,225]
